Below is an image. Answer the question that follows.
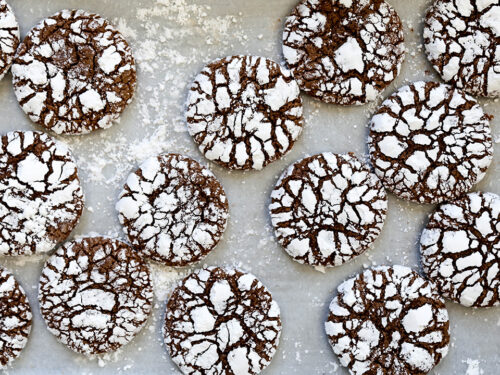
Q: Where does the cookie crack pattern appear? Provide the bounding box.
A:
[0,267,32,369]
[282,0,405,105]
[326,266,450,375]
[186,55,303,170]
[12,9,136,135]
[0,130,84,255]
[270,152,387,267]
[0,0,19,81]
[116,153,229,267]
[424,0,500,97]
[368,81,493,204]
[38,237,153,355]
[164,267,281,375]
[420,192,500,307]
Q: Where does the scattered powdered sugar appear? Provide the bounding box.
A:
[464,358,483,375]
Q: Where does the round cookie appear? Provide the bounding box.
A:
[282,0,405,105]
[420,192,500,307]
[269,152,387,267]
[12,9,136,135]
[0,267,32,369]
[0,0,19,81]
[326,265,450,375]
[116,153,229,267]
[0,130,84,256]
[38,237,153,355]
[164,267,281,375]
[424,0,500,98]
[185,55,303,170]
[368,81,493,204]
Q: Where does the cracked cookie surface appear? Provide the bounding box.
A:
[270,152,387,267]
[116,153,229,267]
[0,0,19,81]
[186,55,303,170]
[0,130,84,256]
[326,265,450,375]
[0,267,32,369]
[38,237,153,355]
[420,192,500,307]
[164,267,282,375]
[282,0,405,105]
[368,81,493,204]
[12,9,136,135]
[424,0,500,97]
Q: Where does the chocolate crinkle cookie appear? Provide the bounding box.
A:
[424,0,500,98]
[185,55,303,170]
[0,0,19,81]
[12,9,136,135]
[0,130,84,256]
[420,192,500,307]
[282,0,405,105]
[270,152,387,267]
[164,267,282,375]
[116,153,229,267]
[326,265,450,375]
[368,81,493,204]
[38,237,153,355]
[0,267,32,369]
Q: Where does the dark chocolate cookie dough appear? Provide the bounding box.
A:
[12,9,136,135]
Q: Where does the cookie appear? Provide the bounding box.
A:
[282,0,405,105]
[0,267,32,369]
[420,192,500,307]
[424,0,500,98]
[368,81,493,204]
[0,130,84,256]
[164,267,281,375]
[12,9,136,135]
[185,55,303,170]
[116,153,229,267]
[326,265,450,375]
[0,0,19,81]
[38,237,153,355]
[270,152,387,267]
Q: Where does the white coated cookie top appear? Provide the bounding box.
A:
[326,265,450,375]
[282,0,405,105]
[0,0,19,81]
[0,267,32,369]
[164,267,281,375]
[38,237,153,355]
[368,81,493,204]
[186,55,303,170]
[116,153,229,267]
[270,152,387,267]
[0,130,84,255]
[424,0,500,97]
[421,192,500,307]
[12,9,136,135]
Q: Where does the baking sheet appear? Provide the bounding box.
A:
[0,0,498,374]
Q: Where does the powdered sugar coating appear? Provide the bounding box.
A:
[420,192,500,307]
[0,0,19,81]
[270,152,387,267]
[424,0,500,97]
[38,237,153,355]
[282,0,405,105]
[0,130,84,255]
[12,9,136,135]
[0,267,32,369]
[326,265,450,375]
[368,81,493,204]
[164,267,281,375]
[116,153,229,267]
[186,55,303,170]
